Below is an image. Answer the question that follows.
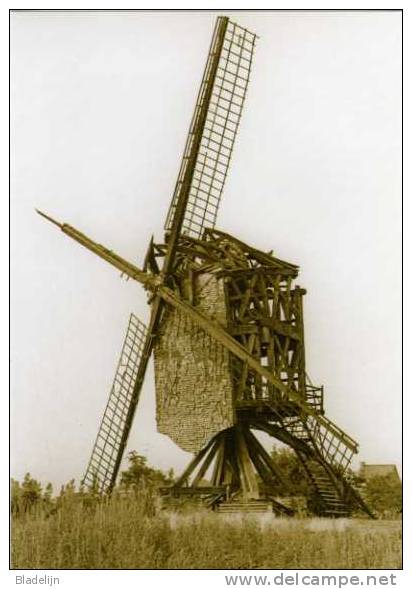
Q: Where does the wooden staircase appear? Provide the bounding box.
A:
[300,457,351,517]
[255,408,360,517]
[269,406,365,517]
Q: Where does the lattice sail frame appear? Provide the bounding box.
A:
[82,314,148,493]
[164,19,257,240]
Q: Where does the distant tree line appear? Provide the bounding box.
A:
[359,472,402,516]
[11,448,401,518]
[11,452,175,517]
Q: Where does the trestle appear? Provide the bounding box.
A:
[161,424,295,513]
[162,419,374,518]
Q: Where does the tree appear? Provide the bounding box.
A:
[270,446,310,496]
[120,452,174,491]
[363,474,402,516]
[21,473,42,511]
[11,478,22,515]
[10,473,45,514]
[43,482,53,502]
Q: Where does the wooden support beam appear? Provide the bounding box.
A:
[191,436,221,487]
[251,419,313,457]
[220,436,235,486]
[211,437,226,486]
[242,435,274,486]
[244,428,290,492]
[258,317,301,341]
[295,289,307,398]
[235,426,259,498]
[143,236,160,275]
[161,486,227,496]
[174,434,219,487]
[206,228,299,273]
[225,431,241,488]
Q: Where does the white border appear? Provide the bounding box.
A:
[3,1,408,587]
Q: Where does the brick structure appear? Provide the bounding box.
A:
[154,272,236,452]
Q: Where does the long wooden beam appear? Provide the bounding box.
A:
[162,16,229,272]
[174,434,219,487]
[160,486,226,496]
[243,428,290,491]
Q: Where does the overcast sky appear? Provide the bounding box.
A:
[10,10,401,489]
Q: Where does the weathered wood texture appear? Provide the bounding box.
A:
[154,273,235,452]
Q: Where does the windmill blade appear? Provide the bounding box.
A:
[82,313,148,493]
[164,17,257,242]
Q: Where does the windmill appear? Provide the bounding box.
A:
[37,16,373,517]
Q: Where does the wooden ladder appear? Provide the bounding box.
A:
[298,455,351,517]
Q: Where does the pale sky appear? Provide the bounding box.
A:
[10,10,401,490]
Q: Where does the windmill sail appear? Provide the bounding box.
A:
[164,18,257,240]
[82,314,148,493]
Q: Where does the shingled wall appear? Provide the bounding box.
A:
[153,273,236,453]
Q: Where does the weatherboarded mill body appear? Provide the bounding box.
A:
[39,16,373,517]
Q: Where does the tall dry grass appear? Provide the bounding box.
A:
[11,492,401,570]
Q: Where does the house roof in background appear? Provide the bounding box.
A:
[359,463,400,481]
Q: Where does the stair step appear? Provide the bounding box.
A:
[316,485,337,491]
[323,501,347,507]
[323,511,350,517]
[297,450,357,518]
[217,501,273,514]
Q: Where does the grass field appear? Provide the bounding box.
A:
[11,492,401,570]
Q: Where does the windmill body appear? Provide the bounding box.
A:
[38,16,373,517]
[154,262,235,453]
[152,230,303,455]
